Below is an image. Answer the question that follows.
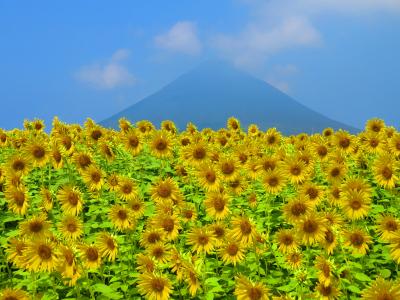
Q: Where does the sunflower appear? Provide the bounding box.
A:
[361,277,400,300]
[179,204,197,223]
[227,176,248,196]
[184,265,201,297]
[127,197,146,219]
[4,185,29,215]
[5,154,31,176]
[296,212,328,246]
[344,227,371,255]
[314,256,335,287]
[86,126,104,143]
[109,204,136,232]
[19,214,51,240]
[153,214,181,241]
[219,240,246,266]
[146,242,171,264]
[187,227,215,254]
[182,140,209,166]
[23,137,49,167]
[230,216,258,246]
[325,162,347,184]
[282,156,309,185]
[321,228,338,255]
[365,118,385,133]
[275,229,299,254]
[81,164,104,191]
[388,132,400,156]
[196,163,221,192]
[257,155,279,173]
[282,196,313,224]
[247,192,258,209]
[234,275,269,300]
[333,130,354,154]
[107,173,120,191]
[56,134,74,155]
[361,131,386,154]
[140,228,166,248]
[96,231,118,262]
[5,237,27,268]
[122,129,142,156]
[285,251,303,270]
[208,222,227,247]
[262,169,287,195]
[341,176,372,197]
[57,244,78,279]
[245,158,262,180]
[312,137,330,161]
[326,184,342,207]
[388,231,400,263]
[0,288,30,300]
[40,187,53,212]
[58,215,83,241]
[117,176,138,201]
[265,128,281,149]
[299,181,325,207]
[136,254,156,274]
[340,190,370,220]
[219,155,240,181]
[57,185,84,215]
[315,280,341,300]
[323,128,334,138]
[150,177,181,204]
[204,191,231,220]
[150,130,174,159]
[73,151,93,170]
[137,272,173,300]
[23,239,59,272]
[78,243,102,270]
[99,141,115,162]
[373,153,398,189]
[376,214,400,241]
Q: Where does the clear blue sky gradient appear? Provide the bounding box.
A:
[0,1,399,130]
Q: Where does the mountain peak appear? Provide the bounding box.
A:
[101,61,358,134]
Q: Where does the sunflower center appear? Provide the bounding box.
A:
[248,287,263,300]
[68,193,79,206]
[162,219,174,232]
[183,210,193,219]
[290,166,301,176]
[263,161,275,171]
[372,124,381,132]
[317,146,328,157]
[230,180,240,188]
[350,199,362,210]
[117,210,127,220]
[91,129,102,140]
[268,176,279,187]
[396,141,400,150]
[32,146,45,159]
[148,233,161,244]
[193,147,206,159]
[13,159,25,171]
[181,138,190,146]
[131,203,141,211]
[214,227,225,238]
[91,171,101,183]
[381,167,393,180]
[303,220,318,233]
[198,235,209,245]
[320,284,333,296]
[332,188,341,199]
[291,203,306,216]
[325,230,334,243]
[87,248,99,261]
[222,244,238,257]
[267,136,276,144]
[106,239,115,250]
[322,263,330,277]
[78,155,91,168]
[30,221,43,233]
[64,251,74,266]
[62,136,72,150]
[122,183,133,194]
[152,247,164,258]
[129,136,139,147]
[67,222,77,233]
[339,138,350,148]
[14,191,25,207]
[330,167,340,177]
[53,150,62,162]
[151,278,165,292]
[158,184,171,198]
[38,244,52,260]
[377,293,394,300]
[324,130,332,137]
[205,171,216,183]
[385,220,398,231]
[350,233,364,246]
[240,221,252,235]
[221,162,234,175]
[282,235,293,245]
[239,153,248,163]
[370,139,379,147]
[213,197,225,212]
[306,187,318,200]
[155,140,167,151]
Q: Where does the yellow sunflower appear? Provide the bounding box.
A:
[282,196,313,224]
[361,277,400,300]
[315,280,341,300]
[58,214,83,241]
[299,181,325,207]
[388,132,400,156]
[116,176,138,201]
[196,163,221,192]
[137,272,173,300]
[96,231,118,262]
[0,288,30,300]
[376,214,400,241]
[229,216,258,246]
[73,151,93,170]
[344,227,371,255]
[78,243,102,270]
[285,251,303,270]
[150,177,181,204]
[80,164,105,191]
[314,255,335,287]
[333,130,355,154]
[340,190,371,220]
[187,227,215,254]
[121,128,143,156]
[136,254,156,274]
[365,118,385,133]
[282,156,309,185]
[149,130,174,159]
[4,185,29,215]
[388,231,400,263]
[373,153,398,189]
[204,191,231,220]
[23,239,59,272]
[23,137,50,167]
[262,168,287,195]
[275,228,299,254]
[140,228,166,248]
[146,242,171,264]
[295,212,328,246]
[153,214,181,241]
[218,240,246,266]
[40,187,53,212]
[5,154,31,176]
[182,140,209,166]
[57,185,84,215]
[127,196,146,219]
[109,204,136,232]
[19,214,51,240]
[234,275,270,300]
[5,237,27,268]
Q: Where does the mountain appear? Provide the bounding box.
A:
[100,60,358,135]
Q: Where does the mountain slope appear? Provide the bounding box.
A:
[100,60,358,134]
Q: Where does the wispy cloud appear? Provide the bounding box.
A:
[154,21,202,55]
[76,49,136,89]
[265,64,299,94]
[213,0,400,67]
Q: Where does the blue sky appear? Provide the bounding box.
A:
[0,0,399,130]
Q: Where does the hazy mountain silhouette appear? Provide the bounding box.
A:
[101,60,358,135]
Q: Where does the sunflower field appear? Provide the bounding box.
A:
[0,116,400,300]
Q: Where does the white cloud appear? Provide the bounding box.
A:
[76,49,136,89]
[154,21,202,55]
[214,0,400,67]
[266,78,291,93]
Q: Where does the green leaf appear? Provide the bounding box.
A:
[354,273,371,282]
[380,269,391,278]
[347,285,361,293]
